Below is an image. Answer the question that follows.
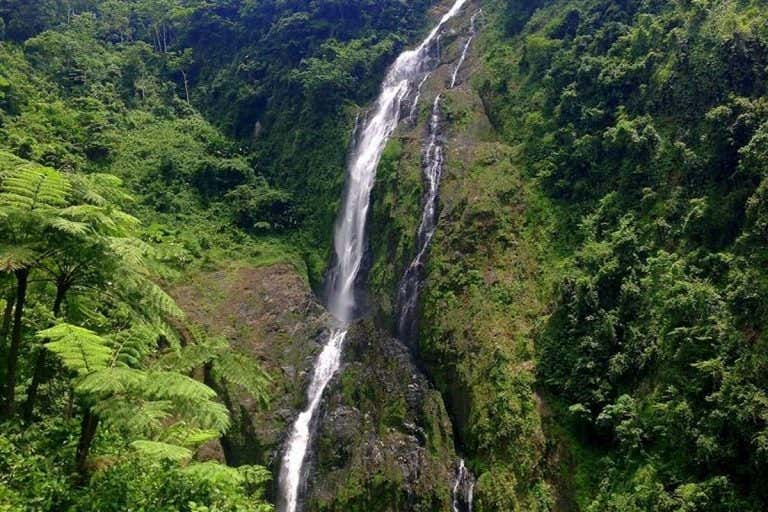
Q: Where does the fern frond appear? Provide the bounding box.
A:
[0,244,39,271]
[160,423,220,448]
[61,204,140,236]
[238,464,272,484]
[143,371,217,402]
[212,351,271,408]
[70,173,133,205]
[76,367,146,396]
[40,323,112,375]
[108,323,158,368]
[189,400,230,433]
[0,159,70,211]
[142,373,230,433]
[181,461,243,486]
[155,343,212,373]
[155,329,225,372]
[108,237,152,269]
[95,397,173,434]
[133,277,185,319]
[48,216,90,235]
[130,440,192,462]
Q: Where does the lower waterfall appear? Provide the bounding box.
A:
[452,459,475,512]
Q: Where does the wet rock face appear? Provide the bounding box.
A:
[171,262,331,467]
[306,319,457,512]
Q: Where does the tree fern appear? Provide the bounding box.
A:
[94,397,174,434]
[142,371,230,432]
[77,367,147,395]
[0,244,38,272]
[159,423,220,448]
[108,323,159,368]
[69,173,134,207]
[39,323,112,375]
[212,351,271,408]
[47,216,90,235]
[130,440,192,462]
[0,154,70,212]
[181,461,243,485]
[156,325,226,373]
[61,204,140,236]
[144,371,218,402]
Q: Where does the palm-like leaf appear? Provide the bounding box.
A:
[0,153,70,212]
[212,350,271,407]
[77,367,147,396]
[39,323,112,375]
[181,461,243,486]
[95,397,174,434]
[0,244,39,271]
[160,423,220,448]
[130,440,192,462]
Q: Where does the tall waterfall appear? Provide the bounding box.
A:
[395,6,481,345]
[395,93,444,343]
[392,8,481,510]
[277,1,471,511]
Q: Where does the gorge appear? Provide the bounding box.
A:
[2,0,768,511]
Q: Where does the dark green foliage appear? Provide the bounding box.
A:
[482,0,768,508]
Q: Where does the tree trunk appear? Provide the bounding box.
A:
[182,70,190,105]
[0,291,14,373]
[203,362,236,464]
[22,282,67,422]
[1,268,29,418]
[75,408,99,479]
[0,290,13,341]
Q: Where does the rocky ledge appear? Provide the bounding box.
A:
[306,319,458,512]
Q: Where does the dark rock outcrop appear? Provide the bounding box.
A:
[307,319,457,511]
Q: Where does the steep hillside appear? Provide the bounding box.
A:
[3,0,768,511]
[372,0,768,510]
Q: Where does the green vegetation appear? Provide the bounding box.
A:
[0,0,453,508]
[4,0,768,510]
[475,0,768,508]
[0,0,442,510]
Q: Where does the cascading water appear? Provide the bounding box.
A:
[452,459,475,512]
[450,9,482,88]
[409,73,432,122]
[395,6,481,345]
[277,1,471,511]
[392,8,482,510]
[396,93,444,343]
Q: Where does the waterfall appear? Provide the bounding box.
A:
[277,329,346,512]
[277,1,471,511]
[450,9,481,88]
[396,7,482,345]
[409,73,432,122]
[390,8,482,508]
[396,93,444,343]
[452,459,476,512]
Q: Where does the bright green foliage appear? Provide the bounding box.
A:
[42,321,230,447]
[159,326,271,408]
[39,324,112,374]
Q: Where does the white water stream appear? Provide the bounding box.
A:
[452,459,475,512]
[396,93,444,341]
[277,1,471,510]
[450,9,481,88]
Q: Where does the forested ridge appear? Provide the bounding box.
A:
[2,0,768,511]
[478,0,768,508]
